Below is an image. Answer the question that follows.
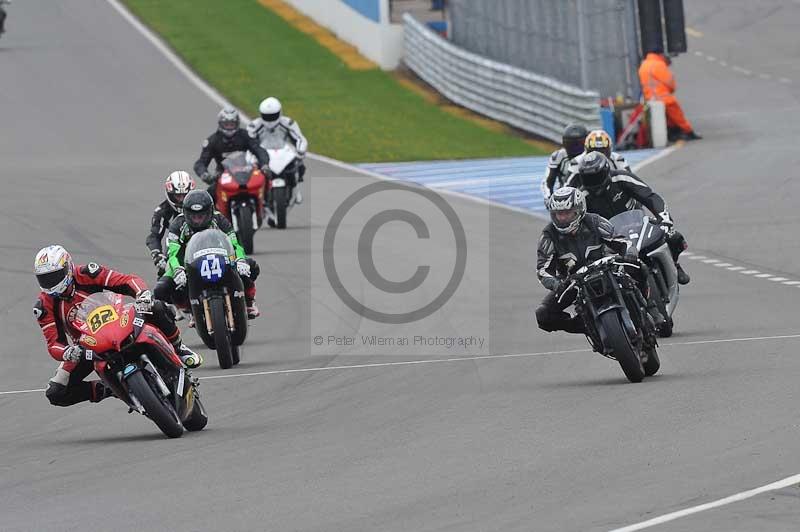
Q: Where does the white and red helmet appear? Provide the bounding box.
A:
[34,245,75,297]
[164,170,196,210]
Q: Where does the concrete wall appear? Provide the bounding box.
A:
[283,0,404,70]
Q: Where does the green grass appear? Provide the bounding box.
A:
[122,0,545,162]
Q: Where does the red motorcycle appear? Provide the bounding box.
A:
[215,151,267,254]
[70,291,208,438]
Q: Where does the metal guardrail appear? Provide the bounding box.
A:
[403,13,601,143]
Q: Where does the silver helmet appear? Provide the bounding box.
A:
[548,186,586,234]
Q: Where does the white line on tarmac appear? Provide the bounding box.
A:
[4,333,800,396]
[0,387,46,396]
[609,473,800,532]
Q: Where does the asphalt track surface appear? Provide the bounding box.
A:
[1,1,800,531]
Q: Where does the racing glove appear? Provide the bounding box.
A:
[658,211,674,228]
[63,345,85,363]
[150,249,167,272]
[236,259,251,278]
[134,290,154,314]
[260,163,271,177]
[200,171,215,185]
[173,267,187,289]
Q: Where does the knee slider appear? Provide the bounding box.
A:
[535,306,557,331]
[152,300,173,320]
[153,280,171,301]
[45,382,69,407]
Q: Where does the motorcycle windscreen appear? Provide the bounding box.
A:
[185,229,235,284]
[71,291,124,328]
[609,209,665,253]
[221,152,254,185]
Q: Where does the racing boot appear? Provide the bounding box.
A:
[676,263,690,285]
[245,285,260,319]
[172,338,203,369]
[563,314,585,334]
[246,300,260,319]
[168,303,183,322]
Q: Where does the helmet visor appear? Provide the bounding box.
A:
[169,192,187,207]
[219,119,238,137]
[564,138,585,158]
[551,208,579,229]
[581,170,608,190]
[36,267,67,290]
[187,211,212,229]
[261,112,280,123]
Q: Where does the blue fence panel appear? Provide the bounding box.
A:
[342,0,381,22]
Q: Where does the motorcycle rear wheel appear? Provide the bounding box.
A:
[127,370,184,438]
[273,187,288,229]
[236,204,255,254]
[599,311,645,383]
[643,346,661,376]
[184,395,208,432]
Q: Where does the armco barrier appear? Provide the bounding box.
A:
[403,14,601,143]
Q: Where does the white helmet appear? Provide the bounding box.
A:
[34,245,75,297]
[258,97,282,128]
[164,170,196,210]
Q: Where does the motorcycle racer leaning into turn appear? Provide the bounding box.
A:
[247,96,308,203]
[33,245,202,408]
[535,187,649,334]
[566,151,690,285]
[193,107,271,198]
[154,189,262,321]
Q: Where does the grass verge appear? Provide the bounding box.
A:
[121,0,546,162]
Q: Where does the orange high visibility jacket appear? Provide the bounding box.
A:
[639,53,677,102]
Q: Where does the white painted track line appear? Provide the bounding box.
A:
[3,333,800,397]
[609,473,800,532]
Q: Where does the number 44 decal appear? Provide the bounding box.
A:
[200,255,223,281]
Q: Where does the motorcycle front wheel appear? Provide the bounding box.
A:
[126,370,184,438]
[599,311,645,383]
[210,297,234,369]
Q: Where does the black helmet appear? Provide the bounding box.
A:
[562,124,589,158]
[183,190,215,231]
[577,151,611,196]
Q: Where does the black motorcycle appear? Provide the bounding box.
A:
[184,228,248,369]
[610,209,679,337]
[567,255,660,382]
